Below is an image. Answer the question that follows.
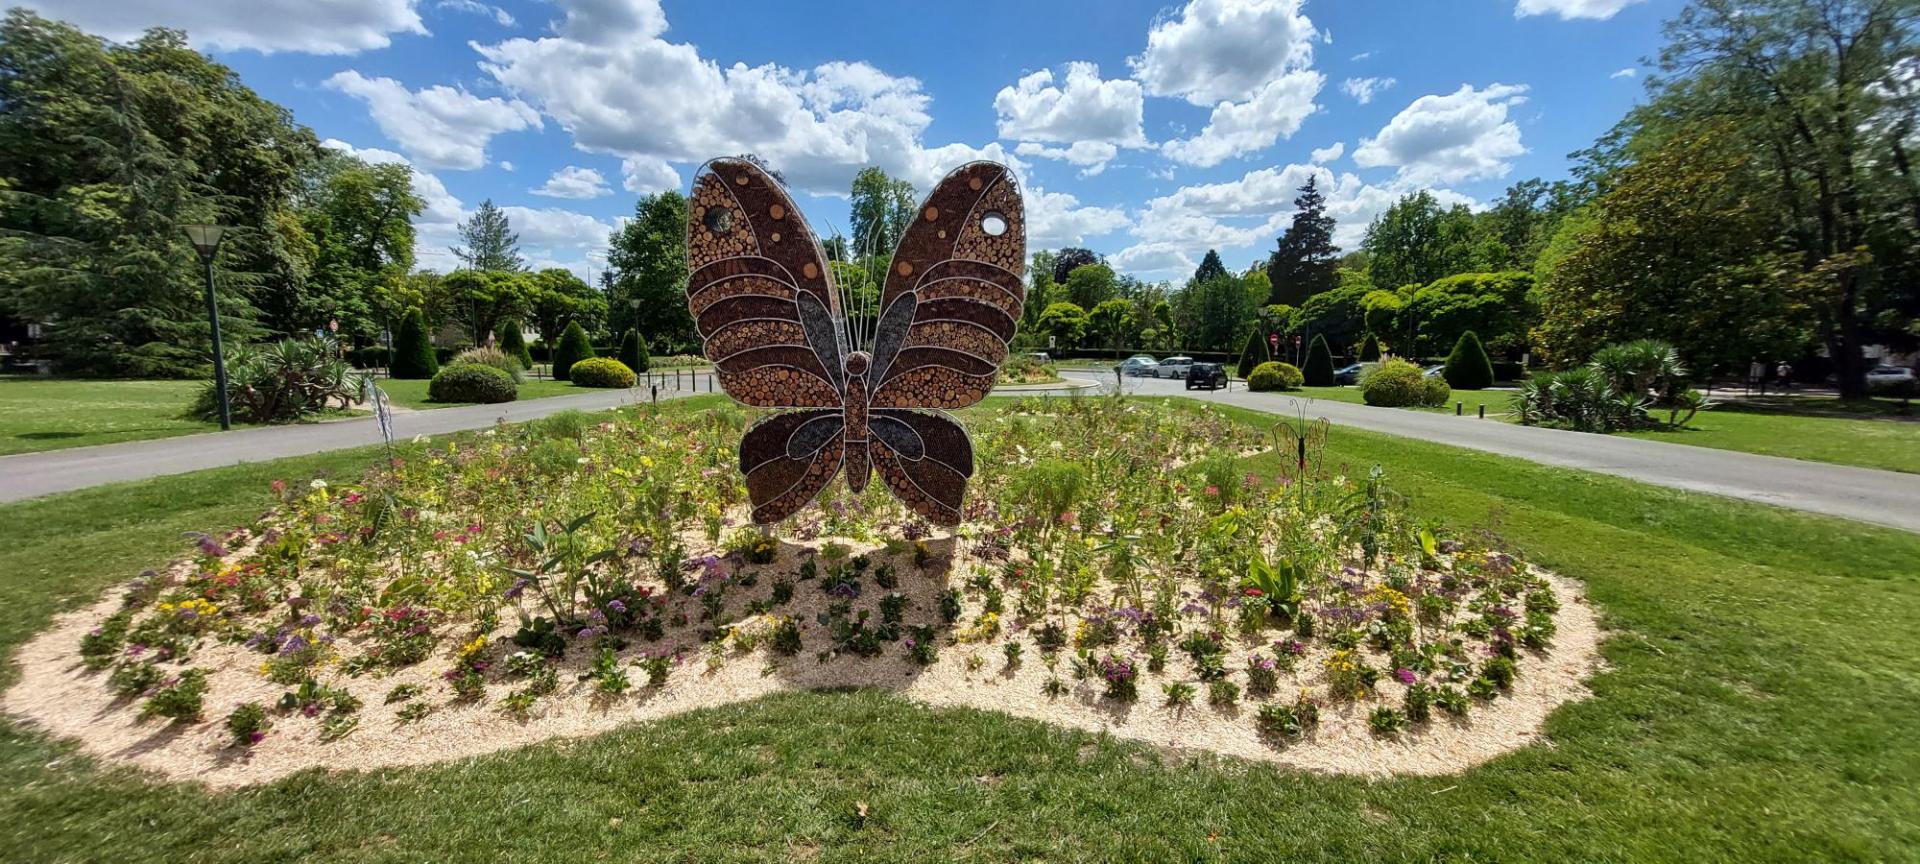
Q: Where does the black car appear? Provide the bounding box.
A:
[1185,362,1227,390]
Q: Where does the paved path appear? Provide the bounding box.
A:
[0,375,1093,504]
[1062,373,1920,534]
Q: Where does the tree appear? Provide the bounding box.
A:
[1358,334,1381,361]
[1265,176,1340,306]
[1535,122,1815,377]
[1052,247,1101,284]
[496,320,532,369]
[848,166,916,255]
[1064,263,1119,309]
[1405,272,1538,357]
[440,270,534,343]
[607,192,690,350]
[1303,334,1335,386]
[527,268,607,346]
[1192,250,1228,286]
[1037,301,1089,349]
[451,199,524,272]
[1236,329,1271,380]
[1023,250,1058,334]
[0,13,317,376]
[1362,192,1498,291]
[553,320,594,381]
[391,308,437,379]
[618,328,649,373]
[1629,0,1920,395]
[281,151,421,343]
[1180,273,1256,352]
[1288,281,1369,353]
[1088,299,1135,355]
[1443,331,1495,390]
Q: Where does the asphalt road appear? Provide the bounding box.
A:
[1073,371,1920,534]
[3,371,1913,535]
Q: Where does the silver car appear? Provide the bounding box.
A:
[1119,355,1159,376]
[1156,355,1194,379]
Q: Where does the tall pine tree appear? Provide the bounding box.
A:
[1264,176,1340,307]
[1191,250,1228,286]
[451,199,524,271]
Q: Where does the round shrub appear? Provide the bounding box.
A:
[428,362,517,404]
[617,328,650,373]
[1360,359,1430,407]
[453,346,523,383]
[1247,361,1304,392]
[1422,374,1451,407]
[568,357,636,388]
[1442,330,1494,390]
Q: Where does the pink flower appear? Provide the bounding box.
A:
[1395,667,1416,685]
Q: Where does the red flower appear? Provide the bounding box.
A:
[1243,587,1264,597]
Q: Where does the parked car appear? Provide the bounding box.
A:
[1025,352,1052,364]
[1119,355,1160,376]
[1423,364,1447,378]
[1156,355,1195,378]
[1333,362,1366,385]
[1185,362,1227,390]
[1866,365,1917,392]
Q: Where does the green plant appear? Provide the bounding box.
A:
[452,345,524,383]
[194,335,361,424]
[1207,678,1240,706]
[618,328,650,373]
[428,363,518,404]
[1243,554,1306,620]
[589,645,631,695]
[225,702,271,746]
[1421,375,1450,407]
[1163,681,1196,707]
[567,357,636,388]
[496,320,533,369]
[1012,459,1085,531]
[1247,361,1304,392]
[384,683,422,704]
[1302,334,1335,386]
[1443,330,1495,390]
[1512,367,1644,432]
[392,307,438,379]
[1236,329,1272,380]
[553,321,595,381]
[1358,334,1380,361]
[1360,359,1430,407]
[1368,706,1408,736]
[139,668,208,722]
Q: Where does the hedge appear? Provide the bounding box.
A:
[553,322,594,382]
[567,357,636,388]
[428,363,517,404]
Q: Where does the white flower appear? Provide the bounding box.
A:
[309,479,328,490]
[412,435,428,444]
[576,457,590,465]
[483,429,497,437]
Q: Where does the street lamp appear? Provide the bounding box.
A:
[184,225,233,431]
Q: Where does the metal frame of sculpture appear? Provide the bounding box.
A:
[684,158,1027,526]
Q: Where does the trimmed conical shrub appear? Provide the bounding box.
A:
[391,308,437,379]
[1443,330,1495,391]
[1236,329,1271,380]
[1303,333,1335,386]
[496,320,533,369]
[618,328,649,373]
[553,321,595,382]
[1359,334,1380,361]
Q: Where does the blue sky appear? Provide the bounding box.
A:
[39,0,1677,281]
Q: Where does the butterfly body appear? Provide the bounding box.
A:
[685,159,1025,526]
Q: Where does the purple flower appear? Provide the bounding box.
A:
[1395,667,1417,685]
[607,599,627,614]
[504,578,529,599]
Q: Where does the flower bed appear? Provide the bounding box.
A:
[4,399,1600,787]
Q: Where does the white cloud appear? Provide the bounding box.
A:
[1610,67,1638,79]
[1161,71,1324,167]
[1340,76,1396,105]
[994,63,1147,151]
[555,0,668,43]
[1117,162,1478,278]
[324,71,542,170]
[438,0,515,27]
[1023,188,1130,248]
[1015,141,1121,176]
[1131,0,1319,105]
[1350,51,1374,62]
[20,0,425,54]
[532,165,613,199]
[1353,83,1529,185]
[499,161,515,172]
[1514,0,1646,20]
[500,206,618,252]
[621,156,682,194]
[1310,141,1345,163]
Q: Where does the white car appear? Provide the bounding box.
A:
[1865,365,1917,392]
[1155,356,1194,378]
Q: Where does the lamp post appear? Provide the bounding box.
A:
[184,225,232,431]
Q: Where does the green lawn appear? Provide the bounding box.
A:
[1286,383,1516,417]
[0,395,1915,861]
[0,378,220,455]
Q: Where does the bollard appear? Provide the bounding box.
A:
[1478,404,1485,419]
[1455,401,1462,416]
[651,383,658,405]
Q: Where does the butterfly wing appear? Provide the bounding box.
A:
[686,158,846,408]
[740,409,846,524]
[869,408,973,526]
[868,162,1026,410]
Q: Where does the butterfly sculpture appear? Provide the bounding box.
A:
[684,158,1026,526]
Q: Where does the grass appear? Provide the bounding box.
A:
[0,378,368,456]
[0,394,1914,860]
[1285,383,1515,417]
[1621,400,1920,474]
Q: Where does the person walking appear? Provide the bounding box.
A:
[1775,361,1794,393]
